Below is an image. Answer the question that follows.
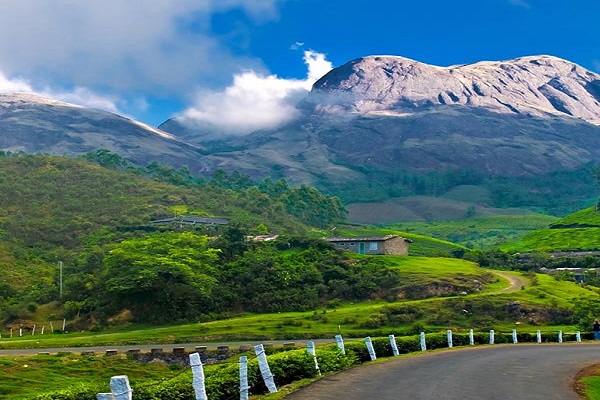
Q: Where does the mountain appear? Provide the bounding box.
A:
[163,55,600,178]
[0,92,212,172]
[304,55,600,123]
[3,55,600,217]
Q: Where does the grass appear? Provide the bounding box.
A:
[576,363,600,400]
[0,353,183,399]
[0,255,600,349]
[0,270,595,350]
[500,227,600,252]
[551,207,600,228]
[0,258,598,399]
[389,214,557,249]
[499,207,600,252]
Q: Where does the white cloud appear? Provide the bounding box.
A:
[0,1,280,98]
[0,70,120,112]
[182,50,333,135]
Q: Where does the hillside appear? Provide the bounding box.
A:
[0,153,344,289]
[161,55,600,217]
[0,93,211,171]
[390,214,558,249]
[501,207,600,252]
[0,57,596,221]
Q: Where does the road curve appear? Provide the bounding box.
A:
[287,344,600,400]
[494,270,529,293]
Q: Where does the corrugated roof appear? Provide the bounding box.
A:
[151,216,230,225]
[326,235,401,242]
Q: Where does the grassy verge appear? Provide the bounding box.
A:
[575,363,600,400]
[0,353,183,399]
[0,259,596,351]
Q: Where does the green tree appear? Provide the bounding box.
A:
[98,232,220,323]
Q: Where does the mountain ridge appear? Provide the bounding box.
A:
[304,54,600,124]
[3,54,600,217]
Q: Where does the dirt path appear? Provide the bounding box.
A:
[493,270,529,293]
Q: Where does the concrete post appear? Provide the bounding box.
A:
[306,341,321,375]
[189,353,207,400]
[254,344,277,393]
[365,337,376,361]
[389,334,399,356]
[240,356,249,400]
[335,334,345,354]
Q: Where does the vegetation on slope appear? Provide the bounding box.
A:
[327,162,599,216]
[391,214,558,248]
[0,152,347,326]
[500,207,600,252]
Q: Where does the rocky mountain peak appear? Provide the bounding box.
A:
[306,55,600,124]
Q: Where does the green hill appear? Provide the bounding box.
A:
[501,207,600,252]
[0,154,317,286]
[391,214,558,249]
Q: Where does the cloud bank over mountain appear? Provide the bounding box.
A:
[0,0,281,118]
[180,50,333,134]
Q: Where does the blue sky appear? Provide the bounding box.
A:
[0,0,598,132]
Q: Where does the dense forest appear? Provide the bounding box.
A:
[326,162,599,215]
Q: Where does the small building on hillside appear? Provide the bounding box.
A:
[326,235,409,255]
[151,216,230,227]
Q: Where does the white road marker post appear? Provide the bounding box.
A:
[576,331,582,343]
[96,375,132,400]
[447,330,453,348]
[306,341,321,375]
[190,352,207,400]
[335,334,345,354]
[489,329,495,345]
[62,318,66,332]
[558,330,563,343]
[41,325,44,335]
[365,337,377,361]
[420,332,427,351]
[536,330,542,343]
[111,375,132,400]
[32,325,35,335]
[254,344,277,393]
[19,328,22,337]
[512,329,518,344]
[389,334,399,356]
[469,329,474,346]
[240,355,249,400]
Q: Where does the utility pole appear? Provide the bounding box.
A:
[58,261,63,298]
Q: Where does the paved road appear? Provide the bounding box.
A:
[287,344,600,400]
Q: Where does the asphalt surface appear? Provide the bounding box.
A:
[287,343,600,400]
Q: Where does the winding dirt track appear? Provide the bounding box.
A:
[493,270,529,292]
[287,344,600,400]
